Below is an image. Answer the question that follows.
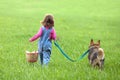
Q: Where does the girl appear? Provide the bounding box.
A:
[29,14,56,66]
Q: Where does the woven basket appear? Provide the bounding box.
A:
[26,51,38,62]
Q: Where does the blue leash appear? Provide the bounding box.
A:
[54,41,90,62]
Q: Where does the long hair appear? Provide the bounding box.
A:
[41,14,54,28]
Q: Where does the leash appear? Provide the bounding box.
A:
[54,41,90,62]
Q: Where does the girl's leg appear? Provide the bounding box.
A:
[40,52,43,65]
[43,50,51,65]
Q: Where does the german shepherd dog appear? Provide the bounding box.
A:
[88,39,105,69]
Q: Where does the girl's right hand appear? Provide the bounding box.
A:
[29,38,32,42]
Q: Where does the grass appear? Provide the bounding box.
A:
[0,0,120,80]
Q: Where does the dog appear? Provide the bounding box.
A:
[88,39,105,69]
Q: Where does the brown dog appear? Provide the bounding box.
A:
[88,39,105,69]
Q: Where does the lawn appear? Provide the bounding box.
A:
[0,0,120,80]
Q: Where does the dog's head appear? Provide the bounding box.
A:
[89,39,100,48]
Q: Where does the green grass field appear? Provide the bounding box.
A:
[0,0,120,80]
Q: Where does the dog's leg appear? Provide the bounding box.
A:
[88,52,92,64]
[100,58,105,70]
[98,60,102,69]
[92,59,98,67]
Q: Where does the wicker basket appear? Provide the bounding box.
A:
[26,51,38,62]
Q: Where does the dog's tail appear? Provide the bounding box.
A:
[97,48,105,60]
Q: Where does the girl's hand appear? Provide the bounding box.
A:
[56,36,60,41]
[29,38,32,42]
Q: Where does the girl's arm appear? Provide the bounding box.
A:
[29,27,42,42]
[50,28,56,40]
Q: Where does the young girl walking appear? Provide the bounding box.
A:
[29,14,56,66]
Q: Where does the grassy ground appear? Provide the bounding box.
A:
[0,0,120,80]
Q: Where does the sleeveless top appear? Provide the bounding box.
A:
[38,26,53,52]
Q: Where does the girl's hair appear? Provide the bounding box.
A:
[41,14,54,27]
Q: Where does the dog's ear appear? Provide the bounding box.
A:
[98,40,100,45]
[90,39,94,45]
